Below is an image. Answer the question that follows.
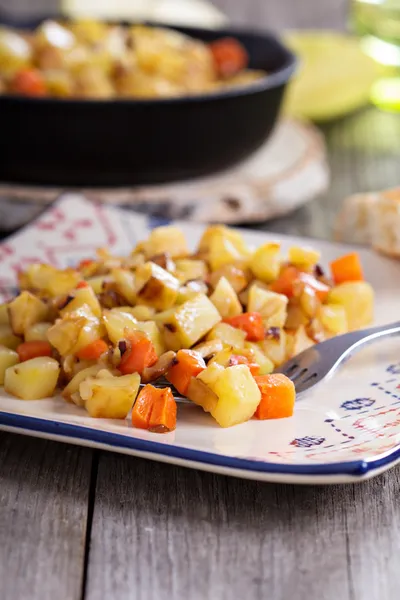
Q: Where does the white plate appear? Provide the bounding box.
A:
[1,194,400,485]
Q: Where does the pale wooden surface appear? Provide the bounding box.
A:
[2,1,400,600]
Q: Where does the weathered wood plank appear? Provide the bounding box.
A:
[0,432,92,600]
[86,454,400,600]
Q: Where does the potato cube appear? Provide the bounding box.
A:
[8,291,49,336]
[211,364,261,428]
[24,264,80,296]
[174,259,208,283]
[210,277,242,318]
[0,303,9,325]
[62,364,105,404]
[207,322,247,349]
[208,230,251,271]
[327,281,374,330]
[79,372,141,419]
[47,305,105,356]
[143,226,188,258]
[86,276,109,294]
[135,262,179,310]
[127,305,155,321]
[318,304,348,335]
[164,293,221,348]
[286,326,315,359]
[60,286,102,318]
[0,324,21,350]
[0,346,19,385]
[260,330,287,367]
[111,268,136,305]
[288,246,321,268]
[244,342,274,375]
[250,242,281,282]
[247,285,288,328]
[209,264,250,294]
[103,309,138,345]
[4,357,60,400]
[25,322,52,342]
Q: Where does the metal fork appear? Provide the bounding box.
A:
[276,321,400,394]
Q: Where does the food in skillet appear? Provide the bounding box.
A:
[0,225,373,431]
[0,20,265,99]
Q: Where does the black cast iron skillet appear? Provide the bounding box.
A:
[0,15,297,186]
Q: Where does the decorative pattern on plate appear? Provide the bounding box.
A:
[1,194,400,484]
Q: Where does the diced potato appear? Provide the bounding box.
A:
[0,346,19,385]
[210,277,242,318]
[250,242,281,282]
[47,305,105,355]
[24,264,80,296]
[247,285,288,328]
[177,280,208,304]
[209,348,236,368]
[86,276,109,294]
[62,364,105,403]
[286,325,315,358]
[80,372,141,419]
[0,303,9,325]
[111,268,136,305]
[197,362,225,389]
[208,229,251,271]
[4,357,60,400]
[174,259,208,283]
[209,264,250,294]
[327,282,374,330]
[0,324,21,350]
[244,342,274,375]
[133,321,165,356]
[103,309,137,345]
[206,322,246,349]
[163,293,221,348]
[209,364,261,428]
[288,246,321,268]
[60,286,102,318]
[260,330,287,366]
[135,262,179,310]
[127,305,155,321]
[25,322,52,342]
[8,291,49,336]
[318,304,348,335]
[186,377,218,413]
[285,301,309,330]
[142,226,188,258]
[299,286,320,319]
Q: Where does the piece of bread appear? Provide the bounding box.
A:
[334,187,400,257]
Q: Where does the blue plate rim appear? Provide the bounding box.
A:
[1,410,399,477]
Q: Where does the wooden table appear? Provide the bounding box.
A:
[2,2,400,599]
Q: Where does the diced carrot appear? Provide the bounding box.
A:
[209,37,249,77]
[166,349,206,396]
[270,266,300,297]
[76,339,108,360]
[330,252,364,285]
[148,387,177,433]
[17,340,52,362]
[77,259,94,270]
[253,374,296,420]
[76,280,89,289]
[228,354,260,376]
[270,266,329,301]
[131,384,177,433]
[12,69,47,97]
[119,334,158,376]
[223,312,265,341]
[131,385,157,429]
